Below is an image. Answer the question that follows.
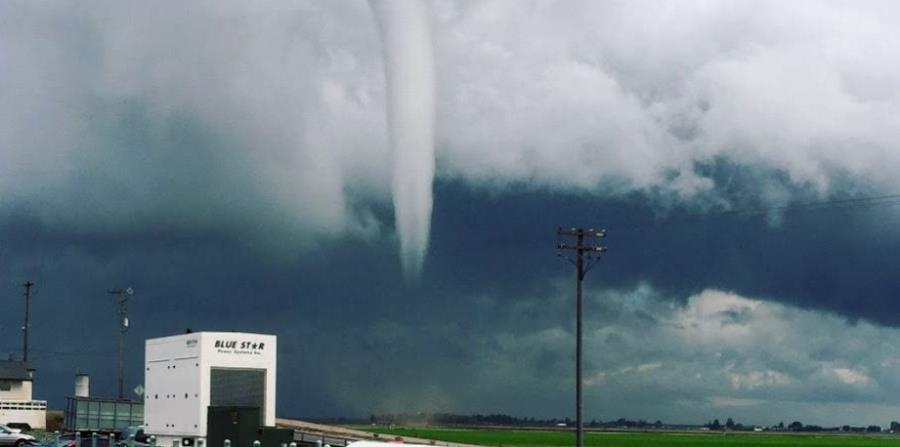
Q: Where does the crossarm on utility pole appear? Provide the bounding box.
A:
[557,244,608,252]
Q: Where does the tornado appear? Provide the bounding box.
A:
[370,0,436,280]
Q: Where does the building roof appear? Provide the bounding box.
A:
[0,361,32,381]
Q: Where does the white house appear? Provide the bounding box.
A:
[0,361,46,430]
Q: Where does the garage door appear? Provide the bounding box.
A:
[209,368,266,424]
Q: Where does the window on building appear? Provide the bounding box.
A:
[0,381,12,391]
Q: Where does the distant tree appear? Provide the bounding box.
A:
[46,411,64,432]
[726,418,735,429]
[867,425,881,433]
[710,419,722,430]
[654,420,662,428]
[890,421,900,432]
[788,421,803,432]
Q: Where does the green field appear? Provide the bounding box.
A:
[361,426,900,447]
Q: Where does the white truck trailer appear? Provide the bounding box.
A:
[144,332,277,447]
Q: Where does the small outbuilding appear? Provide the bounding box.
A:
[0,361,46,430]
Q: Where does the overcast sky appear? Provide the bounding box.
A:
[3,0,900,427]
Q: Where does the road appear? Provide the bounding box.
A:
[275,419,481,447]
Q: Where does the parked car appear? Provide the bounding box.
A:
[0,425,36,446]
[48,435,74,447]
[52,433,111,447]
[115,427,148,447]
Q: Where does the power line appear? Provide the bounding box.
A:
[10,349,116,360]
[708,192,900,218]
[26,349,116,356]
[621,192,900,233]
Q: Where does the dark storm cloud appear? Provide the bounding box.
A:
[429,180,900,326]
[4,182,900,426]
[4,0,900,428]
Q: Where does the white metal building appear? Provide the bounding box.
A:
[0,361,46,430]
[144,332,276,446]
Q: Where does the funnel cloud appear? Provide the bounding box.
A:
[370,0,436,279]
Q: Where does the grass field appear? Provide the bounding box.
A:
[361,426,900,447]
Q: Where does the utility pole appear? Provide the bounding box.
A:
[21,281,34,363]
[557,228,607,447]
[107,287,134,400]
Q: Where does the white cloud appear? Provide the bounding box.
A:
[729,370,792,391]
[434,1,900,201]
[320,283,900,425]
[708,396,766,408]
[637,362,663,373]
[459,285,900,424]
[0,1,391,248]
[4,0,900,249]
[829,367,872,387]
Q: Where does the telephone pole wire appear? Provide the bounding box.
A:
[107,287,134,400]
[21,281,34,363]
[557,227,607,447]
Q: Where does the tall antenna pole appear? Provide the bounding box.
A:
[22,281,34,363]
[107,287,134,400]
[557,228,607,447]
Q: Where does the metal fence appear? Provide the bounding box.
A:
[292,431,355,447]
[64,397,144,433]
[123,434,354,447]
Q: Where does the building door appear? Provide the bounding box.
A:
[209,368,266,425]
[207,406,260,447]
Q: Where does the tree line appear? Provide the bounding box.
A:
[369,413,667,428]
[357,413,900,433]
[704,418,891,433]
